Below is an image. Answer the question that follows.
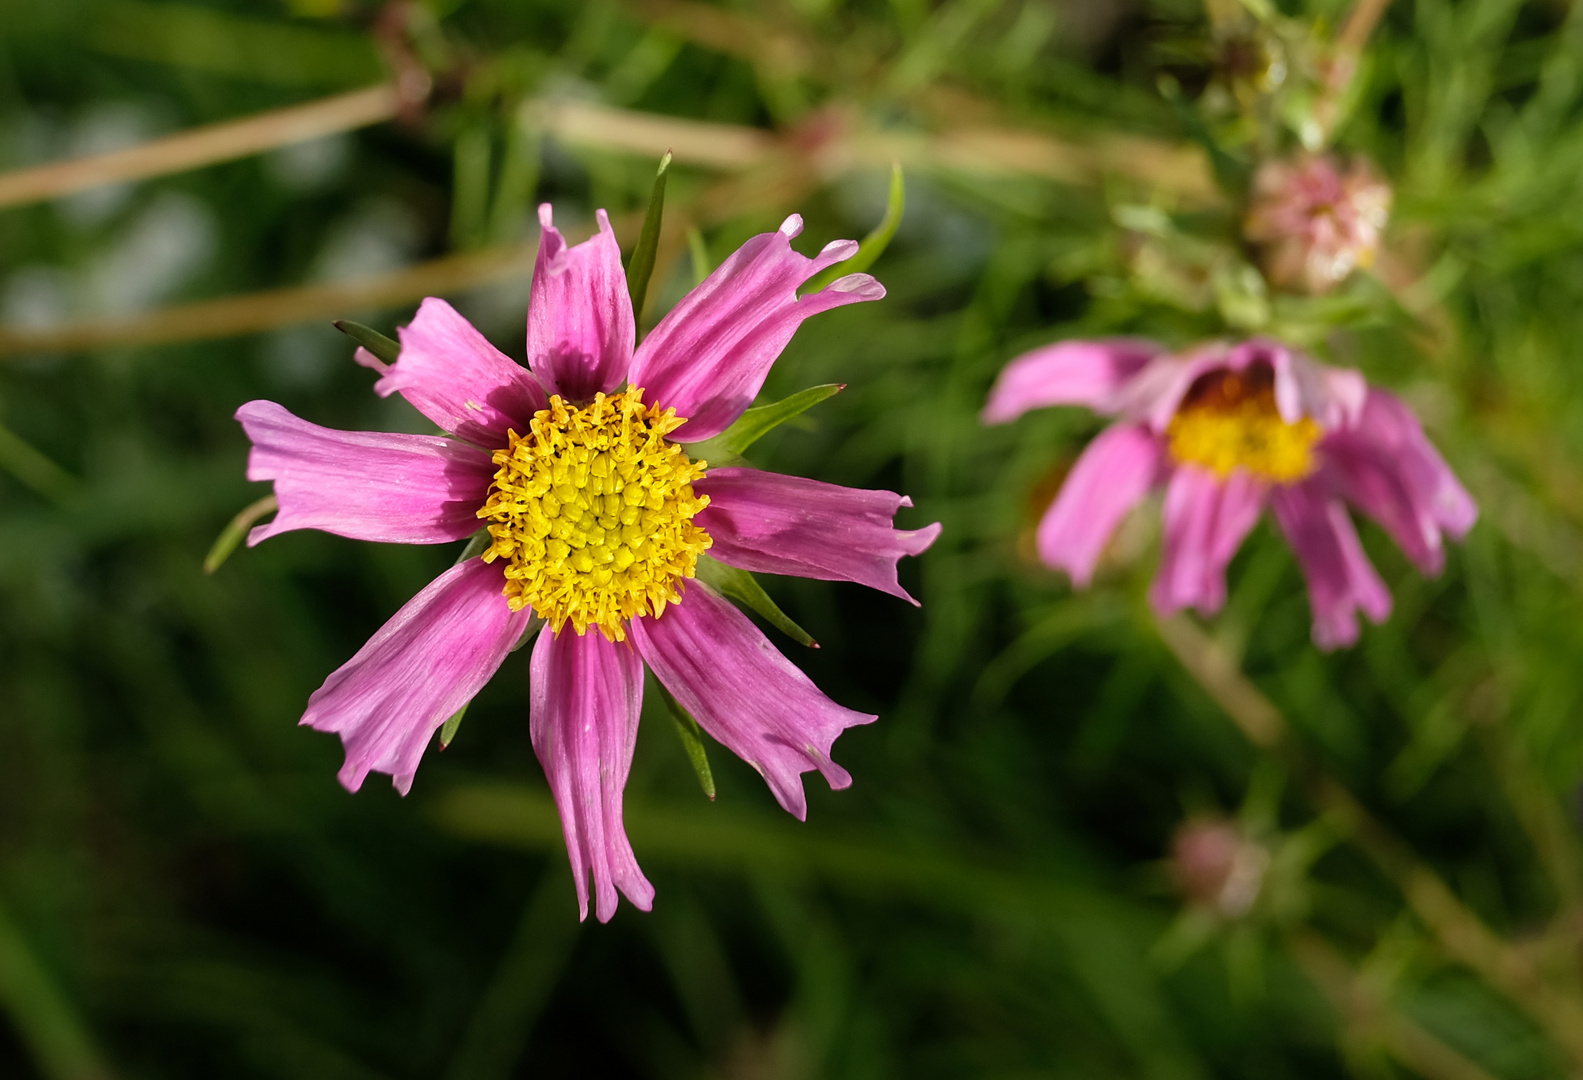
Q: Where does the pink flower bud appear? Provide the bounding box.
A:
[1170,817,1270,918]
[1245,154,1391,295]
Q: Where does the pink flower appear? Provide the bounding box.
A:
[1244,153,1391,295]
[237,206,941,922]
[982,338,1475,650]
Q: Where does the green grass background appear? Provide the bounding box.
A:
[2,0,1582,1077]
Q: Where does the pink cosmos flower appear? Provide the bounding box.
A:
[1244,153,1391,295]
[236,206,941,922]
[982,338,1475,649]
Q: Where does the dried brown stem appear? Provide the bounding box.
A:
[0,85,403,212]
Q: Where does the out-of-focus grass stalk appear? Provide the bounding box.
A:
[1158,615,1583,1066]
[0,896,117,1080]
[1339,0,1395,53]
[0,422,80,504]
[1288,931,1500,1080]
[0,85,402,211]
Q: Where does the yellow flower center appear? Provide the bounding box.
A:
[1165,367,1321,482]
[477,388,711,641]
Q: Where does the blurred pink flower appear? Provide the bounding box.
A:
[983,338,1475,649]
[1170,817,1268,918]
[237,206,940,922]
[1245,153,1391,294]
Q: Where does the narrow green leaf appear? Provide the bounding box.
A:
[695,555,817,648]
[333,320,401,364]
[692,383,844,464]
[0,420,81,505]
[803,162,905,294]
[686,225,711,285]
[439,702,468,749]
[626,151,672,334]
[204,494,278,574]
[454,529,492,565]
[656,681,715,800]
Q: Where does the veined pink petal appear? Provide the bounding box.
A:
[628,214,884,441]
[1149,466,1267,617]
[630,583,874,820]
[527,206,635,402]
[981,339,1160,424]
[1271,481,1392,650]
[236,400,495,546]
[1318,389,1476,574]
[382,297,548,446]
[1036,423,1163,587]
[302,558,532,794]
[694,467,941,604]
[530,627,654,923]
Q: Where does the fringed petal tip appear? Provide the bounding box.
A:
[693,468,940,604]
[352,346,387,374]
[631,584,874,822]
[779,213,804,237]
[235,399,495,547]
[301,559,530,798]
[527,203,634,400]
[531,627,654,924]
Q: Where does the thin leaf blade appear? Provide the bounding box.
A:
[803,162,905,293]
[626,151,672,335]
[694,555,817,648]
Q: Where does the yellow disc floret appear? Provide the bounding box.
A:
[1166,366,1322,483]
[477,388,711,641]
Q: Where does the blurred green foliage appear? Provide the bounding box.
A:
[1,0,1582,1077]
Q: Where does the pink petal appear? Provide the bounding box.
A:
[382,297,548,446]
[1149,466,1268,617]
[236,400,495,546]
[628,214,884,441]
[981,339,1160,424]
[693,467,941,604]
[1271,481,1392,650]
[302,558,532,794]
[1318,389,1476,574]
[629,583,874,820]
[530,627,654,923]
[1254,340,1365,429]
[1036,423,1163,587]
[527,206,635,402]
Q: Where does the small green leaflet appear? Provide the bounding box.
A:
[803,162,905,294]
[656,680,715,800]
[439,702,468,749]
[626,151,672,336]
[695,555,816,649]
[333,319,401,364]
[689,383,845,465]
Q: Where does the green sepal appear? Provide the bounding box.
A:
[802,163,905,294]
[655,680,715,800]
[695,555,817,649]
[626,151,672,335]
[333,320,401,365]
[454,529,492,565]
[204,494,278,574]
[439,702,468,749]
[689,383,844,465]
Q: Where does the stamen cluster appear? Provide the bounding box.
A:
[478,389,711,641]
[1166,367,1321,482]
